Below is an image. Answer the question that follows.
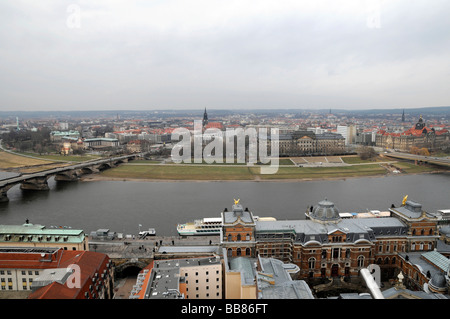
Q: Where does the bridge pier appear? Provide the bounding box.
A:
[20,176,50,191]
[0,185,13,202]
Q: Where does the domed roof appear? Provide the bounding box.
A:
[440,226,450,235]
[429,272,447,291]
[309,199,341,223]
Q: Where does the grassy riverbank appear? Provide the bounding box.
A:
[97,160,444,182]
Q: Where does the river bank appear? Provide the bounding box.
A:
[79,159,447,183]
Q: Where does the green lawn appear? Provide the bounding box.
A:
[100,164,255,180]
[101,162,390,180]
[341,156,382,164]
[393,162,441,173]
[251,164,388,179]
[17,152,101,162]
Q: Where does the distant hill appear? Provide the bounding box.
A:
[1,106,449,119]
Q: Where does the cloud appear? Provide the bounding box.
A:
[0,0,449,110]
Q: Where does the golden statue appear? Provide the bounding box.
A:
[402,195,408,205]
[234,199,240,205]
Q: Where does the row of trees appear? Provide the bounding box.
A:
[1,128,59,154]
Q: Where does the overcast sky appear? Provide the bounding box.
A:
[1,0,449,111]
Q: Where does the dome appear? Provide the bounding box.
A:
[428,272,448,294]
[309,199,341,223]
[430,272,446,288]
[439,226,450,235]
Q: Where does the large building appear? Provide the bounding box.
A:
[0,222,89,251]
[130,256,223,299]
[265,131,345,156]
[0,247,114,298]
[220,197,439,282]
[376,116,450,152]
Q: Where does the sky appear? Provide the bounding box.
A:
[0,0,449,111]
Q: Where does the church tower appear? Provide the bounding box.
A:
[202,108,208,127]
[401,109,405,122]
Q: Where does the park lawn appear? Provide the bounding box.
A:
[252,164,388,179]
[17,152,101,162]
[0,150,55,169]
[100,164,255,180]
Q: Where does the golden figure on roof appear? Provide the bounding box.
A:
[234,199,240,205]
[402,195,408,205]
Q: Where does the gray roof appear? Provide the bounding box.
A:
[222,204,255,225]
[255,217,407,244]
[308,199,341,222]
[228,256,314,299]
[31,268,72,291]
[421,250,450,273]
[390,200,435,219]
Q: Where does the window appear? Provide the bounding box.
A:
[308,257,316,269]
[357,255,364,268]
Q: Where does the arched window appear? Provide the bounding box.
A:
[237,234,241,241]
[384,257,389,265]
[246,248,251,256]
[227,248,232,257]
[227,234,232,242]
[236,248,241,256]
[308,257,316,269]
[357,255,364,268]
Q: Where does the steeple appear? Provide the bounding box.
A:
[401,109,405,122]
[202,107,208,127]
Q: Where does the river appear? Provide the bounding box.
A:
[0,173,449,236]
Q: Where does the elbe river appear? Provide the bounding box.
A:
[0,173,449,236]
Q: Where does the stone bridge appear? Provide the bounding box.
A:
[384,151,450,168]
[0,153,145,202]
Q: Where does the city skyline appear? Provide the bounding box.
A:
[1,1,450,111]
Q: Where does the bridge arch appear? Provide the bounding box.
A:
[114,259,151,278]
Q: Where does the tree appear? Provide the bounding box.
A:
[417,148,430,156]
[357,146,377,160]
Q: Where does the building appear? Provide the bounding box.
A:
[396,249,449,295]
[224,254,313,299]
[0,247,114,299]
[83,137,120,150]
[50,130,80,142]
[389,198,439,253]
[337,125,356,145]
[264,131,345,156]
[376,116,450,152]
[220,197,438,282]
[202,108,208,128]
[130,256,223,299]
[0,222,89,251]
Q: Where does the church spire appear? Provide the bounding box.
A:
[202,107,208,127]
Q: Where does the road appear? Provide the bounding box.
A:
[385,151,450,167]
